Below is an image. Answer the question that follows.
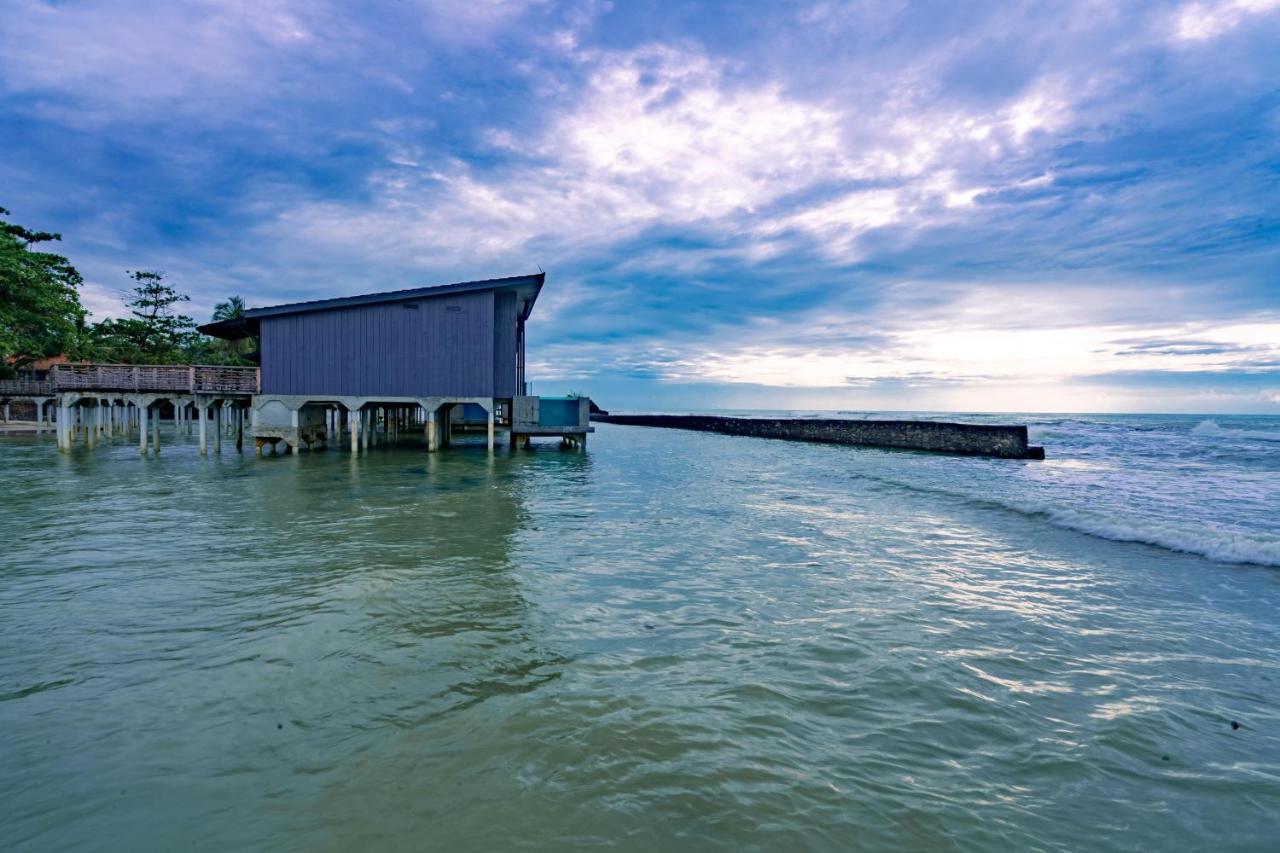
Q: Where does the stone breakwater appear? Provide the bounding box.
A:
[593,414,1046,459]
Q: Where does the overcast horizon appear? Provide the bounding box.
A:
[2,0,1277,413]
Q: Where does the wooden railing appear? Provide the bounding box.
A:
[0,379,54,396]
[49,364,260,394]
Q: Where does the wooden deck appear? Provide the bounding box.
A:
[0,364,260,396]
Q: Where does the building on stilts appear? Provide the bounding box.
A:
[198,273,592,454]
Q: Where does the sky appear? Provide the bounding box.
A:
[1,0,1277,413]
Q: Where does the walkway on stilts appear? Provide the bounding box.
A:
[0,363,259,455]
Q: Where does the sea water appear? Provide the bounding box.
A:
[1,414,1277,850]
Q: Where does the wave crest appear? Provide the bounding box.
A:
[1192,420,1280,442]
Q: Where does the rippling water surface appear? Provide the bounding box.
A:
[2,414,1278,851]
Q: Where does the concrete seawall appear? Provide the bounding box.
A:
[594,415,1046,459]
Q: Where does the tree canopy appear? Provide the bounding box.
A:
[1,206,256,372]
[0,206,87,376]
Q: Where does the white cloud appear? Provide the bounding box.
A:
[272,41,1091,268]
[1172,0,1280,41]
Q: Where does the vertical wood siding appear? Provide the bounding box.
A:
[492,290,519,398]
[260,289,500,396]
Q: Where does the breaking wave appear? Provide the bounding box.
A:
[1192,419,1280,442]
[847,468,1280,568]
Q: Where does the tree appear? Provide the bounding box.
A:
[206,294,257,365]
[87,270,198,364]
[0,206,87,376]
[212,295,246,322]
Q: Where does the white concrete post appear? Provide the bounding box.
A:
[426,410,437,452]
[350,407,360,453]
[198,402,208,456]
[139,404,149,455]
[487,405,495,452]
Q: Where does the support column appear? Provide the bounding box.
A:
[139,404,149,455]
[235,407,244,452]
[350,407,360,453]
[151,404,160,453]
[487,404,495,452]
[426,409,438,452]
[198,403,208,455]
[214,404,223,453]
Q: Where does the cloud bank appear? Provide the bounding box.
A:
[1,0,1277,411]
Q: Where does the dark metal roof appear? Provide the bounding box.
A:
[199,272,544,339]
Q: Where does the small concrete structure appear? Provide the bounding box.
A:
[594,414,1044,459]
[512,395,592,448]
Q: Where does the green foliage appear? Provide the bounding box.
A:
[86,270,198,364]
[206,294,257,365]
[0,206,87,376]
[3,207,255,370]
[212,295,246,322]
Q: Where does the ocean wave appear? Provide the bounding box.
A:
[1009,502,1280,568]
[1192,420,1280,442]
[847,469,1280,568]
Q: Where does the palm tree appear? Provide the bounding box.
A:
[210,295,252,364]
[212,295,246,322]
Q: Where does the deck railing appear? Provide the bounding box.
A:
[48,364,260,394]
[0,379,54,396]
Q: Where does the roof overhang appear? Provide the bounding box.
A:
[198,273,545,340]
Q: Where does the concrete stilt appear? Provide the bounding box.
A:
[427,410,438,452]
[214,405,223,453]
[151,404,160,453]
[139,404,149,455]
[350,407,360,453]
[487,406,495,451]
[198,404,208,455]
[235,407,244,451]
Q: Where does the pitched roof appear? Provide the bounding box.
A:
[199,272,544,339]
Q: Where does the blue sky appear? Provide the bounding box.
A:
[2,0,1277,412]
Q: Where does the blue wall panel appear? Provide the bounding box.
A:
[260,289,501,397]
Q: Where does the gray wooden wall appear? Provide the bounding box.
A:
[492,291,519,399]
[260,288,520,398]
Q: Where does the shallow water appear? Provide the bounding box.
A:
[2,415,1278,851]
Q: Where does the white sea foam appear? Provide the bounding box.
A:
[848,458,1280,568]
[1192,419,1280,442]
[1005,500,1280,568]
